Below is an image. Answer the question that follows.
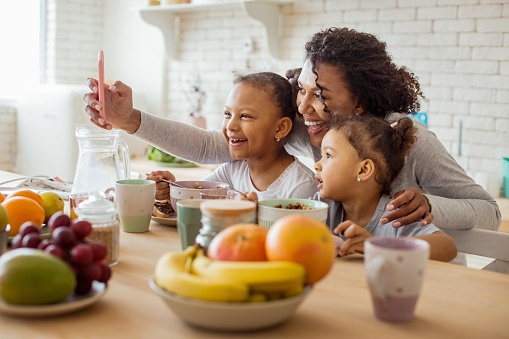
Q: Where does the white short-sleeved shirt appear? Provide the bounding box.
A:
[202,157,318,200]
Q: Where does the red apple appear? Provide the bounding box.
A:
[207,223,268,261]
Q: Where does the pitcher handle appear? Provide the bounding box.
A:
[118,138,131,180]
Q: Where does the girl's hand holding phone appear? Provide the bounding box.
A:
[333,220,373,256]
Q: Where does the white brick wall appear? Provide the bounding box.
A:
[45,0,103,85]
[1,0,508,196]
[0,105,17,172]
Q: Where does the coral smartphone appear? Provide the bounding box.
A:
[98,50,105,119]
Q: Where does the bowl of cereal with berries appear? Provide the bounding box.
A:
[257,199,329,229]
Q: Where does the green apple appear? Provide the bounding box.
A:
[40,192,65,224]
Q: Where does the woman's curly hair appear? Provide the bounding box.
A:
[305,27,425,117]
[329,114,417,195]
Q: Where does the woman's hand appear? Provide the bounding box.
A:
[83,78,139,132]
[146,171,176,201]
[380,187,434,228]
[333,220,373,256]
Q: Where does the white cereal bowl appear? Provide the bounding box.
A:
[149,278,312,332]
[169,181,229,214]
[257,199,329,229]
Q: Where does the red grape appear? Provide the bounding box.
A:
[21,233,42,248]
[97,261,112,283]
[79,262,101,282]
[48,212,71,232]
[70,243,93,266]
[75,279,93,295]
[10,234,22,249]
[19,222,40,238]
[45,244,66,259]
[71,220,92,240]
[37,239,53,250]
[52,226,76,248]
[89,242,107,262]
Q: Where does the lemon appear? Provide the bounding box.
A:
[0,248,76,305]
[0,205,7,232]
[40,192,65,224]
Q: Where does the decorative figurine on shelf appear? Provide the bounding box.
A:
[183,73,206,129]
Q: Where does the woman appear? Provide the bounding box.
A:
[83,27,500,232]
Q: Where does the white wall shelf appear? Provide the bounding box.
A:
[132,0,292,59]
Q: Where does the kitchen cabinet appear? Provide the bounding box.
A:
[132,0,292,59]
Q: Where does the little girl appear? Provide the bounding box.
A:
[149,72,317,200]
[314,115,457,262]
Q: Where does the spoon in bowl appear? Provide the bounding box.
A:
[145,173,249,199]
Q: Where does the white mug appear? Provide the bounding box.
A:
[115,179,156,233]
[364,237,429,322]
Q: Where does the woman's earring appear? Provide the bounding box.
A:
[275,136,281,142]
[357,177,361,182]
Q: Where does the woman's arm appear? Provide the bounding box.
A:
[135,112,232,164]
[414,231,457,262]
[390,115,501,231]
[83,78,233,164]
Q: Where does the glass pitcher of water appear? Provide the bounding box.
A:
[71,124,130,214]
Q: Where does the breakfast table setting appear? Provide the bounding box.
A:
[1,170,509,338]
[0,220,508,338]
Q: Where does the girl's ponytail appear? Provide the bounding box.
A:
[392,117,416,156]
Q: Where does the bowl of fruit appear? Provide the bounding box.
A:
[0,213,112,316]
[151,219,336,331]
[150,246,312,331]
[257,199,329,229]
[169,181,229,214]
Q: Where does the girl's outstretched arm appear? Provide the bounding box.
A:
[414,231,457,262]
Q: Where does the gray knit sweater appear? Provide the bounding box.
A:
[134,111,501,231]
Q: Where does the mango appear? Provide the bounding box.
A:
[0,248,76,305]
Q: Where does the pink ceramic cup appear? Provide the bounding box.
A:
[364,237,430,322]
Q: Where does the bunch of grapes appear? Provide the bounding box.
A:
[11,211,112,295]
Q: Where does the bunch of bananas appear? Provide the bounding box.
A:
[154,246,306,303]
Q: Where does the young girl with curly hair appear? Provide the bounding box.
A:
[314,115,457,262]
[148,72,317,201]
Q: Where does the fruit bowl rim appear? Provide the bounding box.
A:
[149,277,312,309]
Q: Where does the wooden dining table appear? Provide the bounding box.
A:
[0,219,507,338]
[1,169,509,338]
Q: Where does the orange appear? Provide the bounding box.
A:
[7,189,44,209]
[0,192,5,203]
[265,215,336,285]
[1,197,44,236]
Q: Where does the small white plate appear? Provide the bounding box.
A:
[152,216,177,227]
[0,281,107,317]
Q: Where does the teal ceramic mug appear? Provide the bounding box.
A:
[176,199,206,250]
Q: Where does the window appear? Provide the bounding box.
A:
[0,0,43,101]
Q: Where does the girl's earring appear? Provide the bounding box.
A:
[357,177,361,182]
[275,136,281,142]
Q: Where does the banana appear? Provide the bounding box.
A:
[154,247,249,302]
[191,255,306,292]
[249,279,304,293]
